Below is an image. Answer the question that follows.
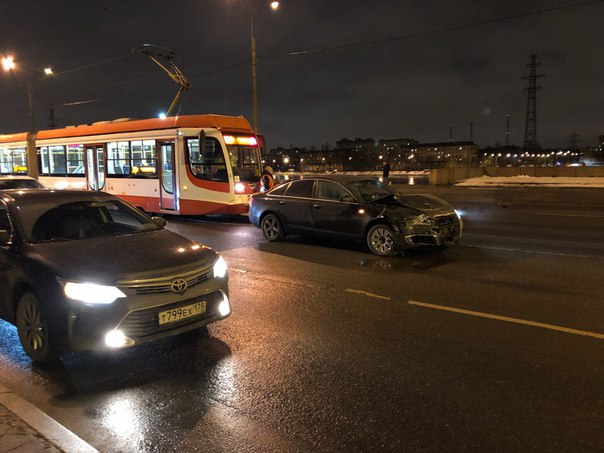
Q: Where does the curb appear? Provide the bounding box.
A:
[0,383,98,453]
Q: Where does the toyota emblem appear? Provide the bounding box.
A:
[171,278,188,294]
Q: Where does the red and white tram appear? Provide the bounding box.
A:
[0,115,263,215]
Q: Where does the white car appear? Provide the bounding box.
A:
[0,175,45,190]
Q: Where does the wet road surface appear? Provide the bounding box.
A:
[0,186,603,451]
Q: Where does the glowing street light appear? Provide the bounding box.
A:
[242,0,279,133]
[2,56,15,72]
[44,67,53,75]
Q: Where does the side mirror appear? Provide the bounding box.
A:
[0,229,11,245]
[151,217,167,228]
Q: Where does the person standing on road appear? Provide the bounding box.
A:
[382,161,391,180]
[260,166,275,192]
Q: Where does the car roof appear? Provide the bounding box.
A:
[0,188,118,207]
[294,174,379,183]
[0,175,36,180]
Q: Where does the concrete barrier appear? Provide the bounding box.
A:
[430,166,604,185]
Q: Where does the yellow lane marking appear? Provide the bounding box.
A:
[408,300,604,340]
[345,289,391,301]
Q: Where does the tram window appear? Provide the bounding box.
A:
[107,141,130,176]
[0,148,14,174]
[38,147,50,175]
[12,148,27,174]
[66,145,85,175]
[131,140,157,177]
[49,145,66,176]
[226,144,261,182]
[187,137,228,182]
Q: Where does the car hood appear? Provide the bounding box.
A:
[381,193,456,216]
[365,194,456,220]
[29,229,217,283]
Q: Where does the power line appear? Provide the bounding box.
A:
[262,0,604,60]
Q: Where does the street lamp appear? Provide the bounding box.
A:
[2,56,54,178]
[245,0,279,133]
[2,56,15,71]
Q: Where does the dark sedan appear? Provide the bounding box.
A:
[0,189,230,363]
[249,175,462,256]
[0,175,44,189]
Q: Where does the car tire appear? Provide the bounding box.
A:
[15,292,58,363]
[367,224,397,256]
[261,213,285,242]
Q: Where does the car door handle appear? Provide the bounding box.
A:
[313,204,321,209]
[279,201,285,205]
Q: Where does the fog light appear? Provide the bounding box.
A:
[218,296,231,317]
[105,329,133,348]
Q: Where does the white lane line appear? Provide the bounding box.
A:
[461,243,595,259]
[231,268,247,273]
[345,289,391,300]
[535,212,604,218]
[408,300,604,340]
[0,383,98,453]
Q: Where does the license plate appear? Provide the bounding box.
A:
[158,301,206,325]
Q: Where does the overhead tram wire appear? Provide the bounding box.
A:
[260,0,604,60]
[2,1,601,109]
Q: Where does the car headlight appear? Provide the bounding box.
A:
[64,282,126,304]
[213,256,228,278]
[408,213,432,226]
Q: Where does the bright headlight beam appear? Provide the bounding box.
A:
[64,282,126,304]
[213,256,228,279]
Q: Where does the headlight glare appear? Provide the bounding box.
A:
[64,282,126,304]
[213,256,228,278]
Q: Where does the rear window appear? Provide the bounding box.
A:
[268,183,289,195]
[284,179,314,198]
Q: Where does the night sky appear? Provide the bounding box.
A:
[1,0,602,149]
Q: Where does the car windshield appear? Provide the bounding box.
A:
[0,179,44,190]
[20,199,161,243]
[344,179,399,203]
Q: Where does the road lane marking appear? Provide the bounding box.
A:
[345,289,391,300]
[535,212,604,218]
[461,243,596,259]
[408,300,604,340]
[231,268,247,273]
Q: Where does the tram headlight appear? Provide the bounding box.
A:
[234,182,246,193]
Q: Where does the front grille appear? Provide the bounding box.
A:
[118,291,223,339]
[117,267,213,295]
[435,213,458,227]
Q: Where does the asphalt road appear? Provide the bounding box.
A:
[0,186,603,452]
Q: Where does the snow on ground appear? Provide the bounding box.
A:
[456,175,604,188]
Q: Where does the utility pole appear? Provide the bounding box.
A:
[48,104,57,129]
[568,129,580,151]
[505,114,511,146]
[449,124,453,142]
[522,55,545,150]
[469,122,474,142]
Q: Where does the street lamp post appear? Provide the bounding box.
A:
[245,1,279,134]
[2,55,53,178]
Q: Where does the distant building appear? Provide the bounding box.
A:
[411,142,479,169]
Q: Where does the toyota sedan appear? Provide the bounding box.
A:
[249,175,462,255]
[0,189,230,363]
